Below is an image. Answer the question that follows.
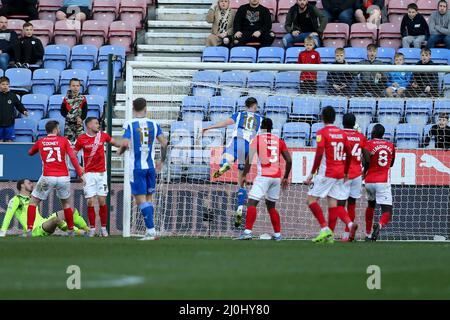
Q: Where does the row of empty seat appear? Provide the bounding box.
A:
[202,46,450,64]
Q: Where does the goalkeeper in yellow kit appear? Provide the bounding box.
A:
[0,179,90,237]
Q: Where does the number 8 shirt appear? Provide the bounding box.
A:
[364,139,396,183]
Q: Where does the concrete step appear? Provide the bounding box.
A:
[156,8,209,21]
[146,32,209,45]
[135,55,202,62]
[147,20,212,32]
[137,44,204,55]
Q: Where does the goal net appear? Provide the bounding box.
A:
[123,60,450,241]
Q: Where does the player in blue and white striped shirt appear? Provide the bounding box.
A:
[118,98,168,240]
[202,97,263,227]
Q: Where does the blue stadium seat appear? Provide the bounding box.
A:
[430,48,449,65]
[48,95,65,119]
[71,44,98,72]
[5,68,32,93]
[285,47,305,63]
[443,73,450,97]
[377,47,396,64]
[32,68,60,96]
[44,44,71,72]
[366,123,396,141]
[85,95,105,118]
[395,123,423,149]
[201,126,224,148]
[209,96,236,123]
[311,122,325,147]
[282,122,310,147]
[181,96,209,122]
[257,47,285,63]
[202,46,229,62]
[21,94,49,121]
[405,99,432,126]
[348,97,377,133]
[433,98,450,121]
[316,47,336,64]
[170,121,193,147]
[247,71,274,91]
[229,46,257,63]
[14,118,37,142]
[320,95,348,124]
[264,96,291,130]
[187,150,210,180]
[397,48,421,64]
[344,47,366,63]
[87,70,108,98]
[275,71,300,95]
[98,45,126,78]
[192,70,220,97]
[377,98,404,125]
[37,117,65,140]
[291,96,321,121]
[60,69,88,94]
[219,71,247,99]
[236,95,265,113]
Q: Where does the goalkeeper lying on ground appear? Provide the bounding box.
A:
[0,179,89,237]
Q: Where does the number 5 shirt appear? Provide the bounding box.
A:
[250,133,288,178]
[310,125,350,179]
[28,134,83,177]
[364,139,396,183]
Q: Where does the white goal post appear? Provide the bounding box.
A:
[123,60,450,241]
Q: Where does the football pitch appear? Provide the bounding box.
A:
[0,237,449,300]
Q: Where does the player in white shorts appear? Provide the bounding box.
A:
[74,117,121,237]
[27,120,85,237]
[238,118,292,241]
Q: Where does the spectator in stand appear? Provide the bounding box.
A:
[60,78,88,143]
[424,113,450,149]
[0,76,29,142]
[408,47,439,97]
[206,0,235,47]
[233,0,275,48]
[427,0,450,48]
[401,3,430,48]
[327,47,353,96]
[0,16,19,71]
[357,44,386,97]
[321,0,356,26]
[354,0,384,26]
[56,0,93,23]
[297,36,321,94]
[0,0,38,21]
[16,22,44,69]
[283,0,327,48]
[385,53,412,98]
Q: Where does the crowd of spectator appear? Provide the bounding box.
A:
[206,0,450,50]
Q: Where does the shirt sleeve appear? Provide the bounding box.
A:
[156,124,163,137]
[122,121,131,139]
[230,113,239,123]
[103,132,112,143]
[279,138,288,152]
[28,140,40,156]
[1,197,19,232]
[74,136,82,152]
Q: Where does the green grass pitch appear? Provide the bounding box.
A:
[0,237,449,299]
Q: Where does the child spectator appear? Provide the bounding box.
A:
[357,43,385,97]
[297,36,321,94]
[206,0,235,47]
[401,3,430,48]
[424,112,450,149]
[327,47,353,96]
[16,22,44,69]
[0,76,28,142]
[409,47,439,97]
[60,78,88,143]
[385,53,412,97]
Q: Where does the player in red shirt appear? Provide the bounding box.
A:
[238,118,292,241]
[74,117,121,237]
[305,106,358,243]
[362,123,396,241]
[26,120,84,237]
[339,113,367,242]
[298,36,321,94]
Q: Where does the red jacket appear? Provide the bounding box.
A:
[298,49,321,81]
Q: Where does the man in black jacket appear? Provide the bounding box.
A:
[283,0,327,48]
[16,22,44,68]
[0,16,19,71]
[233,0,275,48]
[322,0,356,25]
[0,76,29,142]
[0,0,38,21]
[409,47,439,97]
